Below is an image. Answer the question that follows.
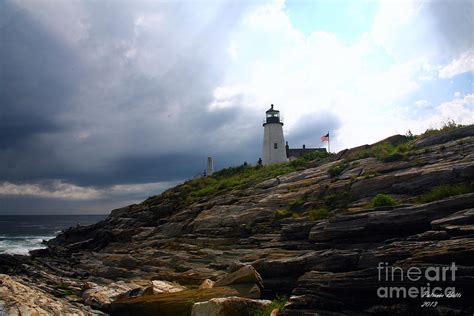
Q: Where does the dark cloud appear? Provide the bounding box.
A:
[0,2,80,148]
[426,0,474,57]
[0,0,341,214]
[0,1,256,188]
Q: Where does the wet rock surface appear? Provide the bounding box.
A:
[1,126,474,315]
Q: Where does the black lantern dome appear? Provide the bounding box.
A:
[263,104,283,126]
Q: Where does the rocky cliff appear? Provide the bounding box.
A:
[1,125,473,315]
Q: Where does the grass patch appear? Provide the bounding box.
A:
[420,119,463,138]
[324,191,354,210]
[273,209,291,219]
[288,198,305,211]
[328,162,348,177]
[323,121,464,167]
[367,194,397,208]
[417,184,474,203]
[54,283,73,297]
[362,171,381,179]
[373,142,411,163]
[291,212,303,219]
[152,152,331,207]
[308,207,330,220]
[252,295,287,316]
[344,137,414,164]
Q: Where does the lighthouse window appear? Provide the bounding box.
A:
[274,143,278,149]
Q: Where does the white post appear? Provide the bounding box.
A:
[207,157,214,176]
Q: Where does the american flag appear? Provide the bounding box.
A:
[321,132,329,142]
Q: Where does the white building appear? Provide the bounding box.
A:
[207,156,214,176]
[262,105,288,165]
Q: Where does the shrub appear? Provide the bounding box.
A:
[300,150,330,161]
[381,151,405,162]
[273,209,291,219]
[288,198,305,211]
[324,191,353,210]
[291,212,303,219]
[373,142,411,163]
[289,151,330,169]
[417,184,473,203]
[363,172,381,179]
[328,162,348,177]
[213,164,252,178]
[252,296,287,316]
[308,207,330,220]
[420,120,463,138]
[367,194,397,208]
[405,130,416,141]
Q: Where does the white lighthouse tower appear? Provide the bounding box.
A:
[262,104,288,165]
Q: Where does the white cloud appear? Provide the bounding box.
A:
[0,180,177,200]
[439,51,474,79]
[399,93,474,134]
[415,100,430,108]
[208,85,246,111]
[372,0,473,61]
[209,0,444,151]
[436,93,474,125]
[0,181,100,200]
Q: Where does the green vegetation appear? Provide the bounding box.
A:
[308,207,330,220]
[405,130,416,141]
[54,283,73,297]
[351,142,411,162]
[343,121,465,164]
[142,120,467,208]
[417,184,473,204]
[325,191,354,210]
[362,171,381,179]
[273,209,291,219]
[420,119,463,138]
[288,198,305,211]
[328,162,348,177]
[291,212,302,219]
[252,296,287,316]
[175,152,330,206]
[367,194,397,208]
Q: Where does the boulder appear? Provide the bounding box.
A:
[0,274,100,315]
[110,287,240,316]
[199,279,215,289]
[214,265,263,288]
[81,279,185,310]
[191,297,271,316]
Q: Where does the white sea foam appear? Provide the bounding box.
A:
[0,236,54,255]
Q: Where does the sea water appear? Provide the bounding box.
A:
[0,215,106,255]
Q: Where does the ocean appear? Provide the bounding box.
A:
[0,215,107,255]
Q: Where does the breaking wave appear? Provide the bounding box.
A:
[0,235,54,255]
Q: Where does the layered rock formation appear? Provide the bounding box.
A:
[1,126,473,315]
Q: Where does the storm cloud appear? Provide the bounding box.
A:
[1,1,249,184]
[3,0,469,214]
[0,0,341,213]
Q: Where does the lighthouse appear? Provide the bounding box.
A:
[262,104,288,165]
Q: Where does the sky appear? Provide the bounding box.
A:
[0,0,473,214]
